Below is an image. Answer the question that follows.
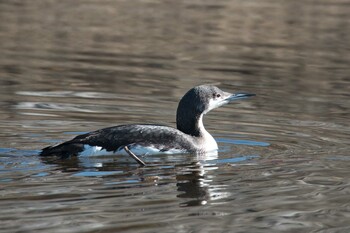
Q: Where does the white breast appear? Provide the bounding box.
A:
[201,131,218,152]
[197,114,218,152]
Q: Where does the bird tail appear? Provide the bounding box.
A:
[40,142,84,158]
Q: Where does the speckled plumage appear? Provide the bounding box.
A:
[40,124,199,158]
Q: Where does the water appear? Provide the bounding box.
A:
[1,0,350,232]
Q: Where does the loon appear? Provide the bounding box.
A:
[40,85,255,165]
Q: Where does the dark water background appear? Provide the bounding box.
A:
[0,1,350,232]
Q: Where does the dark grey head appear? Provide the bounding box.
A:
[176,85,255,136]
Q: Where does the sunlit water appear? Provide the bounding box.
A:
[1,1,350,232]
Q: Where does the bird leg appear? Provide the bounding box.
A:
[123,146,146,166]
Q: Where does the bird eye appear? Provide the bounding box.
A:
[213,93,221,98]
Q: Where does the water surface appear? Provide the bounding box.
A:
[0,1,350,232]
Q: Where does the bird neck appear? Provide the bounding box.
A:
[176,88,207,137]
[176,111,201,136]
[176,102,218,151]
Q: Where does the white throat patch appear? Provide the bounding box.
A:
[197,114,218,151]
[203,98,227,115]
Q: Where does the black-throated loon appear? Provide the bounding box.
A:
[40,85,255,165]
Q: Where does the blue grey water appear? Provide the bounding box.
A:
[0,1,350,232]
